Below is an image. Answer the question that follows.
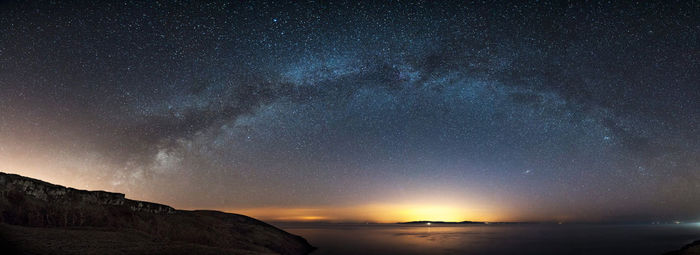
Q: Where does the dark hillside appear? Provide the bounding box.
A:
[0,172,314,255]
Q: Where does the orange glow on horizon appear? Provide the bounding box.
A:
[223,203,507,223]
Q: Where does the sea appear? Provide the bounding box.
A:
[276,222,700,255]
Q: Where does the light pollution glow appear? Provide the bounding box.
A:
[223,204,506,223]
[0,152,514,223]
[0,152,515,223]
[1,0,698,224]
[0,156,507,223]
[0,140,687,224]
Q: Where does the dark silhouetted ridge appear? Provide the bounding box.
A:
[0,172,314,254]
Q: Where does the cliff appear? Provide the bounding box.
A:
[0,172,314,255]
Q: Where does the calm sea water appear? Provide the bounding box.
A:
[276,223,700,255]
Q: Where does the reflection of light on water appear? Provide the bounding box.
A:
[281,224,700,255]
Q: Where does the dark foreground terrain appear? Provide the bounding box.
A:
[665,240,700,255]
[0,172,314,255]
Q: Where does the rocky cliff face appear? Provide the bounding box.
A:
[0,172,314,255]
[0,172,174,227]
[0,173,175,210]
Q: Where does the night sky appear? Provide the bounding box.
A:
[0,1,698,223]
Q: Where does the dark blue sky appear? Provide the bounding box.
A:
[0,1,697,222]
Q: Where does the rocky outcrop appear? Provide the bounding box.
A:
[0,172,314,255]
[0,173,128,205]
[0,172,174,227]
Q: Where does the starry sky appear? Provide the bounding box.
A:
[0,1,698,223]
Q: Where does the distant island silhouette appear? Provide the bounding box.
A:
[398,220,532,225]
[399,220,486,224]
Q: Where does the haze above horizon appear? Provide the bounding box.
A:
[0,1,697,223]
